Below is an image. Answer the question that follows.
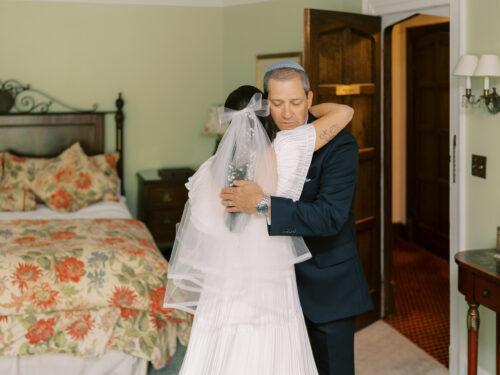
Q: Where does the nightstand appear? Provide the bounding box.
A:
[137,168,194,259]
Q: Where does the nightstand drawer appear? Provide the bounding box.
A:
[474,277,500,312]
[145,209,183,243]
[146,185,187,209]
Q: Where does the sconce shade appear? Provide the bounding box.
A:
[453,55,478,76]
[474,54,500,77]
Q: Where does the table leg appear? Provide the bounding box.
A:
[467,303,480,375]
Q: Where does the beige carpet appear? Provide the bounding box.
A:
[355,320,448,375]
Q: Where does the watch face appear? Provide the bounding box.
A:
[257,200,269,215]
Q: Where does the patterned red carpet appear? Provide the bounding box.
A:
[384,239,450,367]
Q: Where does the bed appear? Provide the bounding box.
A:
[0,81,190,375]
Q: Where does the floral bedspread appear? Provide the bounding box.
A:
[0,219,191,369]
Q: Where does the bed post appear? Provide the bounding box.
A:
[115,93,125,195]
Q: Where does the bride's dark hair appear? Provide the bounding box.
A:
[224,85,278,141]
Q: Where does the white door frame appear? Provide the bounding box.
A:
[363,1,466,374]
[449,0,467,374]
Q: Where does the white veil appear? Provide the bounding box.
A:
[212,93,276,232]
[163,93,309,315]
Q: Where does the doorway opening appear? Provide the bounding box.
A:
[383,14,450,368]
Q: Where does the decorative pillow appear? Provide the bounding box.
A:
[89,152,120,201]
[0,185,37,212]
[3,153,54,191]
[0,153,4,182]
[30,143,106,212]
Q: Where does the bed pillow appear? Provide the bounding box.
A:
[30,143,106,212]
[0,185,37,212]
[89,152,120,201]
[3,152,53,191]
[0,153,4,182]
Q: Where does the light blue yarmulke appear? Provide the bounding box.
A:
[265,60,305,74]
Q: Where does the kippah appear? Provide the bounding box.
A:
[265,60,305,74]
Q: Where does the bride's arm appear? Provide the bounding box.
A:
[309,103,354,151]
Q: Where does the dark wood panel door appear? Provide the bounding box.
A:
[304,9,381,329]
[407,23,450,259]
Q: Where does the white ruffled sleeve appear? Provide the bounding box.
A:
[273,124,316,201]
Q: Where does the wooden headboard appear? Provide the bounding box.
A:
[0,80,125,193]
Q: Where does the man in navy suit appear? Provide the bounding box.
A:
[220,62,373,375]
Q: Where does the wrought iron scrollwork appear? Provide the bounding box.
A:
[0,79,98,114]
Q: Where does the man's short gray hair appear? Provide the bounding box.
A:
[263,68,311,94]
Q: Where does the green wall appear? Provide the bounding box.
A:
[463,0,500,373]
[0,0,360,216]
[0,1,224,215]
[223,0,362,95]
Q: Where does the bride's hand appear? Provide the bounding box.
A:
[220,180,264,214]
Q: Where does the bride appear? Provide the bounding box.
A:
[164,85,353,374]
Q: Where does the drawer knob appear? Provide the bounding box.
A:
[162,192,172,203]
[163,216,172,225]
[482,288,490,298]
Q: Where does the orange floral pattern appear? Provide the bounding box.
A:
[90,152,120,202]
[51,230,77,240]
[0,186,36,212]
[110,286,138,319]
[11,263,42,291]
[25,318,56,345]
[66,313,94,341]
[29,283,59,309]
[55,257,86,283]
[15,236,37,246]
[0,218,191,369]
[54,167,76,184]
[2,153,53,191]
[148,287,184,331]
[2,149,120,205]
[30,143,105,212]
[49,188,72,210]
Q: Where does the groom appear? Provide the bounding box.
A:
[220,61,373,375]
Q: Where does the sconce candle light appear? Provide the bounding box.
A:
[453,54,478,103]
[454,53,500,114]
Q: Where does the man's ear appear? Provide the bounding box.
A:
[307,91,314,109]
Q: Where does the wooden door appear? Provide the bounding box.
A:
[304,9,381,329]
[407,23,450,259]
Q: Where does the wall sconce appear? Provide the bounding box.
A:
[453,54,500,114]
[453,54,478,106]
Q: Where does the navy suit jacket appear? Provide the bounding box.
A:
[269,126,373,324]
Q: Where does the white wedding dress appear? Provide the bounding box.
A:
[164,120,318,375]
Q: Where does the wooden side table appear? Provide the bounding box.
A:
[455,249,500,375]
[137,168,193,258]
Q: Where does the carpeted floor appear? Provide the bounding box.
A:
[355,320,448,375]
[384,239,450,367]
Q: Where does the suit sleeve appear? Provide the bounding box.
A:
[268,134,358,237]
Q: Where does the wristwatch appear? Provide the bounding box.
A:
[256,195,271,216]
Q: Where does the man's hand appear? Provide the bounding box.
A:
[220,180,263,214]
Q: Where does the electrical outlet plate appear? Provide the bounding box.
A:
[471,154,487,179]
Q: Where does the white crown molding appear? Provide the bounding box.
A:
[223,0,268,6]
[16,0,270,7]
[364,0,450,15]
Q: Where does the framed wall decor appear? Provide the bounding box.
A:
[255,52,303,91]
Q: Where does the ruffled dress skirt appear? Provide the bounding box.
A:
[164,159,318,375]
